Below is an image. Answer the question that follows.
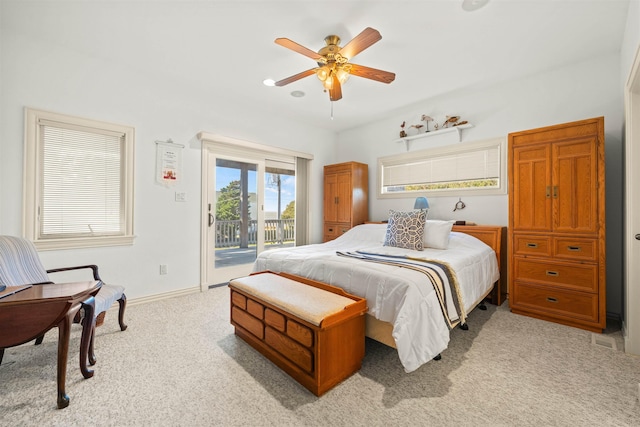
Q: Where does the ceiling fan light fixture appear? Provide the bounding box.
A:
[316,66,330,82]
[273,27,395,102]
[336,67,350,84]
[322,76,333,90]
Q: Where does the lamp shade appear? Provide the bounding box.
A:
[414,197,429,210]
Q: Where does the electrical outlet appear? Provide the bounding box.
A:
[175,192,187,202]
[160,264,168,275]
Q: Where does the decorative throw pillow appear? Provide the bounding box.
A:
[423,220,455,249]
[383,210,426,251]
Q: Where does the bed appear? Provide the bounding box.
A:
[252,221,505,373]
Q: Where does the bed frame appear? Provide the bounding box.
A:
[366,224,507,349]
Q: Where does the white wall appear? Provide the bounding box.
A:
[337,53,625,317]
[0,4,337,300]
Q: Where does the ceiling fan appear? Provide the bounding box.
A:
[273,27,396,102]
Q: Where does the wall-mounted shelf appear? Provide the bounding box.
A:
[394,123,473,151]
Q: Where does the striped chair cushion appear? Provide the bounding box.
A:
[0,236,50,286]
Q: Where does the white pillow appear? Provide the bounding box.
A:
[423,220,455,249]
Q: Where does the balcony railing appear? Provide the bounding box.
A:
[215,219,295,248]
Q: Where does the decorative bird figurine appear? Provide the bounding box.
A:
[421,115,434,132]
[442,116,460,128]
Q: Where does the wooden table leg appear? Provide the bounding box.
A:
[80,296,95,379]
[56,312,72,409]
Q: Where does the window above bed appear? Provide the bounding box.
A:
[377,137,506,198]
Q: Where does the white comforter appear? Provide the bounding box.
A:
[252,223,499,373]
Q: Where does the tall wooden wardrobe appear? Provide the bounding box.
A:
[323,162,368,242]
[508,117,606,332]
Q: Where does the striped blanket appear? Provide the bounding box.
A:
[336,250,467,329]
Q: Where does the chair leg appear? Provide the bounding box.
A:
[117,294,128,331]
[88,325,96,366]
[35,335,44,345]
[0,348,4,365]
[80,296,96,379]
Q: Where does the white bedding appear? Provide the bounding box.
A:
[252,223,499,373]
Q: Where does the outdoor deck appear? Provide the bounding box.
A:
[215,242,294,268]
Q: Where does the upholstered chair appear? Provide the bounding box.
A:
[0,235,127,366]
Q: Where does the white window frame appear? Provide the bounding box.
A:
[377,137,507,199]
[23,108,135,250]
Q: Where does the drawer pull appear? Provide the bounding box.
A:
[546,271,559,277]
[546,297,558,303]
[567,246,581,252]
[526,243,538,248]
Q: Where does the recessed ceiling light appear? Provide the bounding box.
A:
[290,90,305,98]
[462,0,489,11]
[263,79,276,87]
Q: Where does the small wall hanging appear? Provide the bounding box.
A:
[156,139,184,186]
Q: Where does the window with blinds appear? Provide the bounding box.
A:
[24,108,135,249]
[377,137,506,198]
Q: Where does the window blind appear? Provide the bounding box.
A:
[382,144,501,187]
[40,122,124,238]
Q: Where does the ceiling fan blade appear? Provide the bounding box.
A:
[274,68,317,86]
[275,38,323,61]
[349,63,396,84]
[339,27,382,60]
[329,75,342,101]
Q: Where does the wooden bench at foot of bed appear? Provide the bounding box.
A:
[229,271,367,396]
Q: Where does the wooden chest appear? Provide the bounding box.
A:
[229,271,367,396]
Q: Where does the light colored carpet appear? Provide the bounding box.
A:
[1,286,639,426]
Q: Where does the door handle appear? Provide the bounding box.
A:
[208,213,214,227]
[553,186,558,199]
[636,234,640,240]
[546,186,551,199]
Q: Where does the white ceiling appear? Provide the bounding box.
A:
[12,0,631,133]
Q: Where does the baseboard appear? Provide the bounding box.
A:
[121,285,202,308]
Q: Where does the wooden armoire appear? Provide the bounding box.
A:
[508,117,606,332]
[323,162,368,242]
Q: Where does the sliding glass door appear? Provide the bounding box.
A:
[199,133,309,289]
[263,161,296,252]
[206,154,265,285]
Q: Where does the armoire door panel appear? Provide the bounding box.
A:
[324,173,337,222]
[512,145,552,231]
[553,138,598,234]
[336,172,352,223]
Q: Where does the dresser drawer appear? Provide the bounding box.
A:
[324,223,351,242]
[513,258,598,292]
[265,326,314,373]
[511,282,598,323]
[513,235,552,257]
[553,237,597,262]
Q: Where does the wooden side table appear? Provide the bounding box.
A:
[0,281,101,408]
